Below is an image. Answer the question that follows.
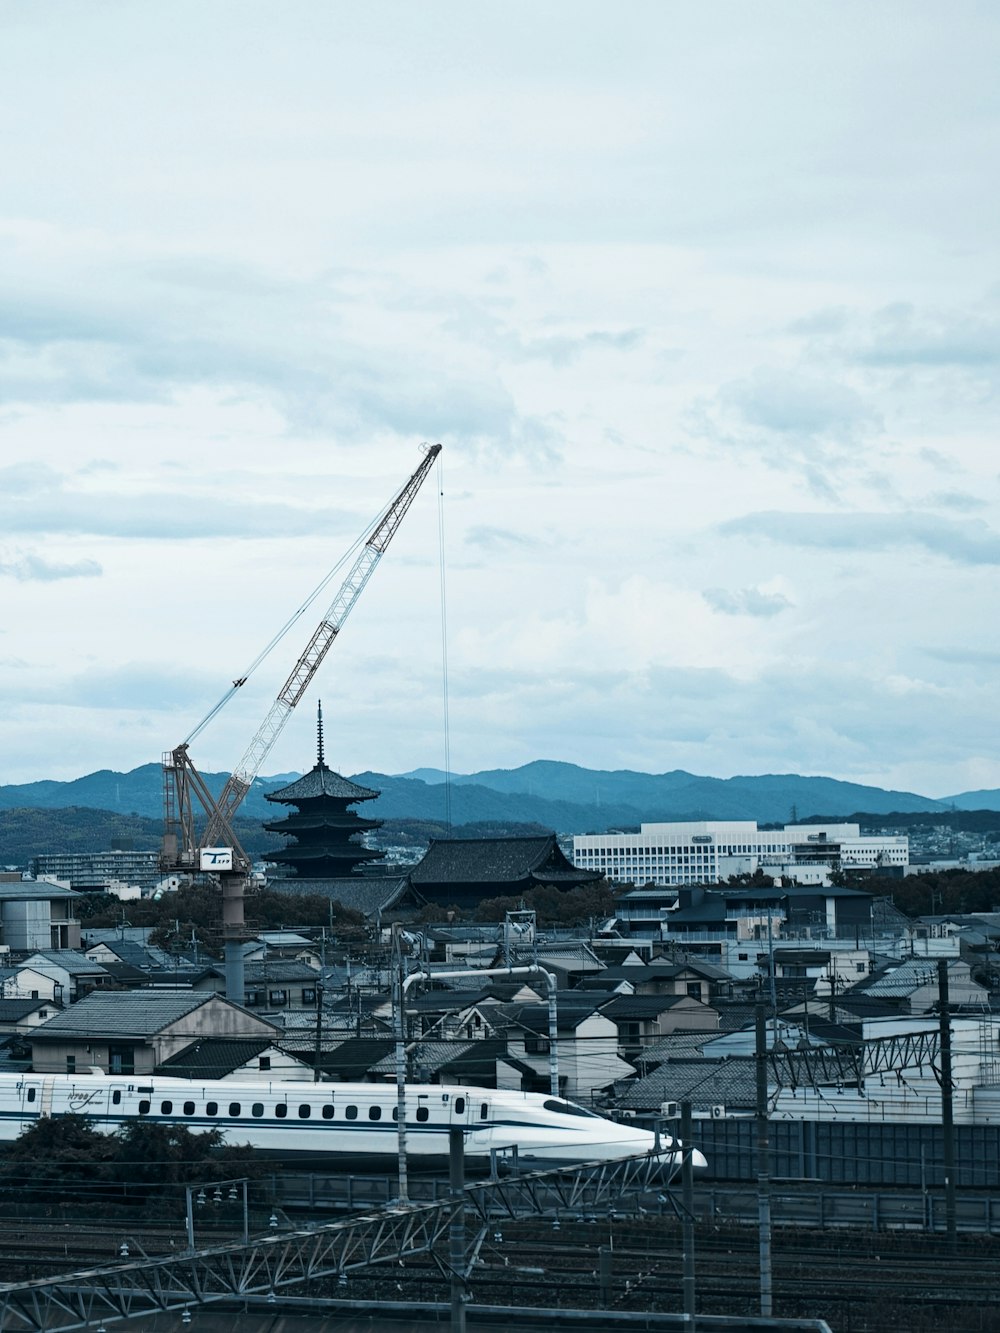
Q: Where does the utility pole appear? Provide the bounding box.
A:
[938,958,957,1251]
[681,1100,696,1320]
[756,1004,773,1318]
[312,980,325,1083]
[449,1127,467,1333]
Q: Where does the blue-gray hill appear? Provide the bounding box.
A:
[0,759,954,830]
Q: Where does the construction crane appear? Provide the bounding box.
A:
[160,444,441,996]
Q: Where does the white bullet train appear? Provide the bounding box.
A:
[0,1072,706,1174]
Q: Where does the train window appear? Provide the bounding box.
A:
[206,1102,218,1116]
[112,1091,121,1105]
[480,1103,488,1120]
[543,1099,598,1119]
[160,1100,173,1114]
[252,1103,265,1118]
[322,1105,334,1120]
[298,1104,311,1119]
[416,1107,429,1123]
[138,1100,150,1115]
[26,1088,36,1103]
[345,1105,358,1120]
[228,1103,241,1117]
[368,1106,381,1121]
[275,1104,288,1118]
[183,1101,196,1116]
[454,1097,465,1114]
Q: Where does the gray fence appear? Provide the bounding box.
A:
[694,1117,1000,1188]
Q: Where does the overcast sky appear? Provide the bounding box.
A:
[1,2,998,798]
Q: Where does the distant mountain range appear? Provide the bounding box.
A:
[1,759,997,831]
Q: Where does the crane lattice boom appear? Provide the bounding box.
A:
[163,444,441,872]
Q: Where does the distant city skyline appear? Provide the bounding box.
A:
[1,3,998,797]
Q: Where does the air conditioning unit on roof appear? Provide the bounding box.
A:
[710,1104,726,1119]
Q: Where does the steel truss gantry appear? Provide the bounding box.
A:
[0,1152,678,1332]
[768,1027,945,1092]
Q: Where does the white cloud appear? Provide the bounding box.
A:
[702,586,792,618]
[720,511,1000,567]
[0,2,998,798]
[0,551,101,582]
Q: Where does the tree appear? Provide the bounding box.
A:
[0,1117,264,1221]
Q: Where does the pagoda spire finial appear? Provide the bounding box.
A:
[317,699,325,768]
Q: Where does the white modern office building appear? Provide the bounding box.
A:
[572,821,908,888]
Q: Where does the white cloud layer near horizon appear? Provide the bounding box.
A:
[1,1,999,802]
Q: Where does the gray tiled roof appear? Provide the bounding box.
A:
[858,957,950,997]
[24,950,109,976]
[409,835,588,887]
[369,1041,467,1076]
[0,881,79,901]
[266,764,379,804]
[599,995,704,1019]
[31,990,213,1038]
[314,1037,394,1076]
[156,1039,275,1079]
[0,998,53,1021]
[244,961,319,983]
[267,875,417,919]
[633,1033,719,1066]
[97,940,178,970]
[615,1056,759,1112]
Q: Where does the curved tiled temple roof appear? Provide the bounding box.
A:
[265,765,379,804]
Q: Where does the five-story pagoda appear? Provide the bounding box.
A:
[263,702,384,877]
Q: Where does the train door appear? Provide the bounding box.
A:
[447,1091,471,1131]
[15,1079,41,1128]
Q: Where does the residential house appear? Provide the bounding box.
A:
[850,956,988,1012]
[0,962,71,1004]
[598,994,720,1059]
[19,950,110,1003]
[0,878,82,951]
[495,998,633,1103]
[155,1037,314,1081]
[193,960,321,1018]
[29,990,281,1075]
[0,997,61,1035]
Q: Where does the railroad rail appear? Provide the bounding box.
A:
[0,1151,676,1332]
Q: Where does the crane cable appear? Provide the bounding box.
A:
[438,458,453,832]
[183,488,392,746]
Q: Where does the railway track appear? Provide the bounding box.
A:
[4,1213,1000,1330]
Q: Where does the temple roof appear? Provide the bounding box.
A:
[409,834,590,887]
[264,762,380,804]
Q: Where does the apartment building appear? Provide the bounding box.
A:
[573,820,908,888]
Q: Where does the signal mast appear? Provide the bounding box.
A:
[160,444,442,1000]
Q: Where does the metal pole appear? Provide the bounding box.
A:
[242,1179,249,1246]
[598,1245,612,1307]
[755,1004,772,1317]
[938,958,957,1251]
[401,964,559,1096]
[449,1126,466,1333]
[313,979,325,1082]
[547,983,559,1098]
[394,927,408,1204]
[681,1100,696,1320]
[185,1187,195,1254]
